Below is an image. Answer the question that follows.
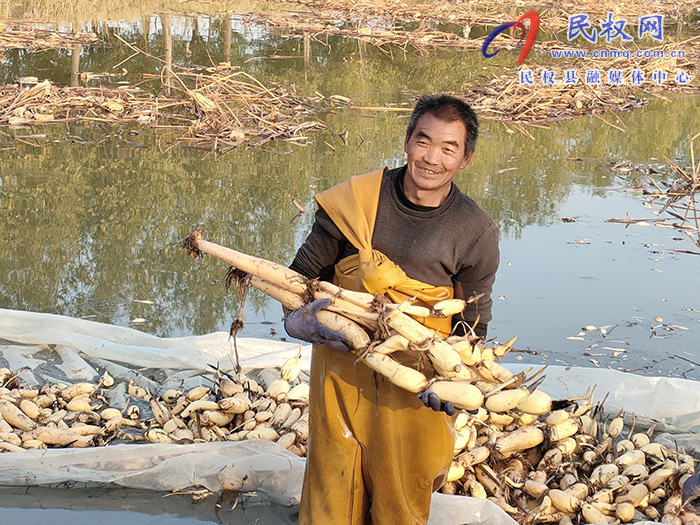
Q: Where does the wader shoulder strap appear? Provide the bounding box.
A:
[314,168,385,252]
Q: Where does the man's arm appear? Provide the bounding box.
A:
[284,207,353,348]
[452,223,500,338]
[289,207,349,281]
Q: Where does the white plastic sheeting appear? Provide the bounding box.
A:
[0,309,305,376]
[1,309,699,524]
[0,440,304,503]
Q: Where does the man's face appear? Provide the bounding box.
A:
[403,112,473,206]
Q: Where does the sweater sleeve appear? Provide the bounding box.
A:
[452,223,500,338]
[289,207,348,281]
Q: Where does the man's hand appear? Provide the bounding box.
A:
[683,472,700,507]
[417,390,457,416]
[284,298,351,352]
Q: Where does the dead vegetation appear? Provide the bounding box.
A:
[0,65,335,154]
[284,0,699,29]
[607,133,700,255]
[461,38,699,130]
[0,1,698,151]
[0,20,99,51]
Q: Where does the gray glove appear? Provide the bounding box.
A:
[683,472,700,507]
[417,390,457,416]
[284,298,351,352]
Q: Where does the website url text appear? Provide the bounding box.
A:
[551,49,686,60]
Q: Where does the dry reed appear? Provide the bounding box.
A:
[608,134,700,255]
[0,20,99,51]
[0,2,697,149]
[0,64,333,153]
[267,0,698,38]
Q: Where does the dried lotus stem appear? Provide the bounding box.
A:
[184,230,307,295]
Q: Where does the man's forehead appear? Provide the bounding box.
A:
[411,114,467,145]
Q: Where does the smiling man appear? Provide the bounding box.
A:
[403,111,475,206]
[286,94,500,524]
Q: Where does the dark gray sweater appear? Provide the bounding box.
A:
[290,166,500,336]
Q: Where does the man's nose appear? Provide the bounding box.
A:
[423,145,440,164]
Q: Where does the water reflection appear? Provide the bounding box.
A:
[223,16,232,65]
[162,14,173,95]
[0,14,273,87]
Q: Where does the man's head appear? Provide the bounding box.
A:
[405,94,479,156]
[402,94,479,207]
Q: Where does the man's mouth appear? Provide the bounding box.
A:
[418,166,440,176]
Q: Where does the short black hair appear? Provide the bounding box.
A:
[406,94,479,155]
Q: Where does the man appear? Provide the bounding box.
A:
[286,94,500,524]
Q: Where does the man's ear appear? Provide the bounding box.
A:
[459,149,475,170]
[403,131,411,153]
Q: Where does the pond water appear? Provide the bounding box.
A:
[1,9,699,381]
[0,485,298,524]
